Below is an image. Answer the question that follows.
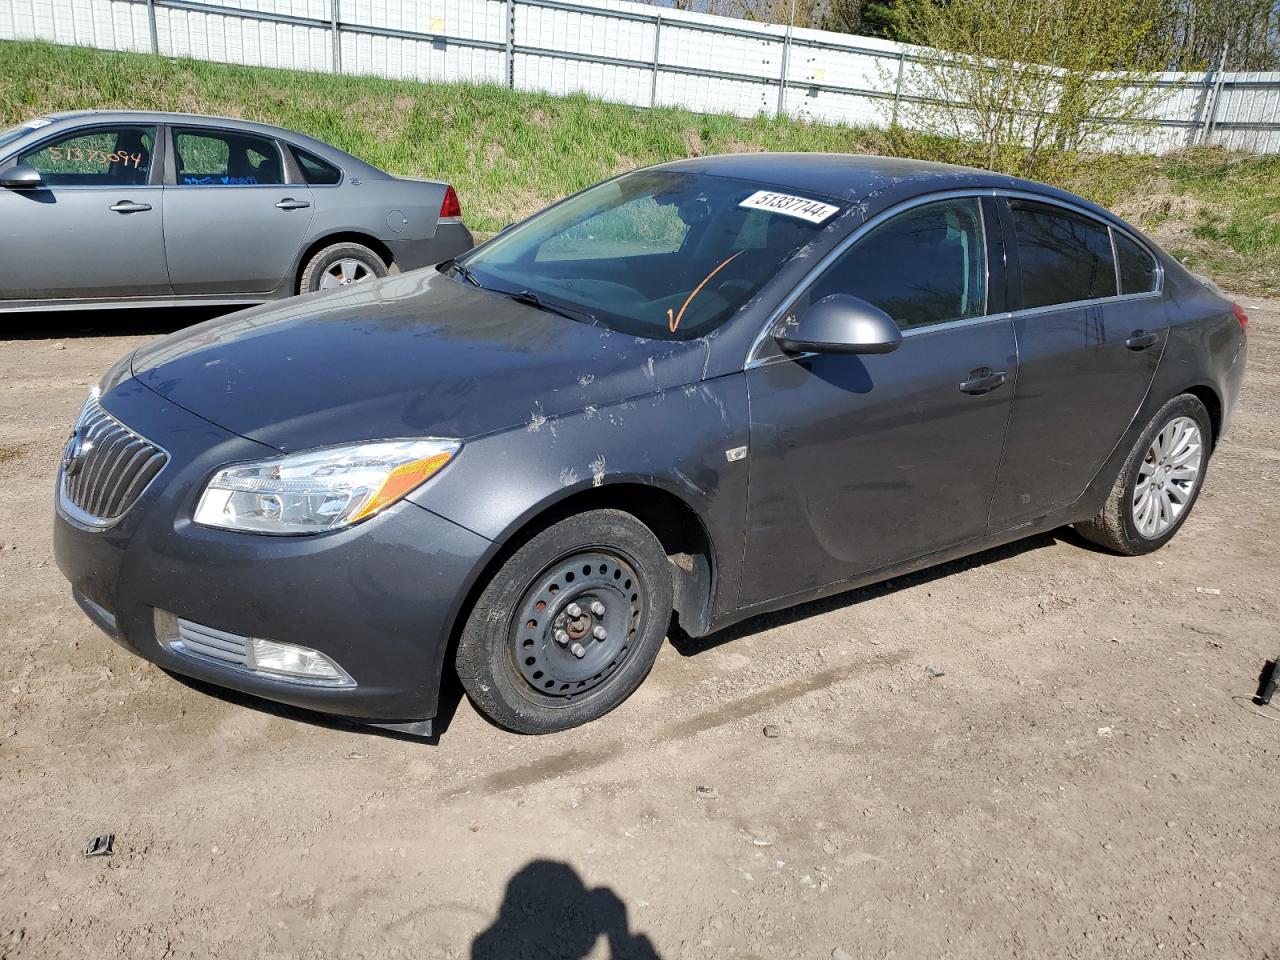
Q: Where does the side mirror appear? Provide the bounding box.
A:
[0,164,44,190]
[776,294,903,355]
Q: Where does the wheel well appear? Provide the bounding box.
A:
[1184,385,1222,447]
[295,232,395,288]
[449,484,717,663]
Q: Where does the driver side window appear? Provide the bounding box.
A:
[19,126,156,186]
[807,198,987,331]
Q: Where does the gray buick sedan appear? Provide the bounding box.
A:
[0,111,472,311]
[54,154,1247,737]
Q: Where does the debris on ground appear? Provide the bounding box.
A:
[762,724,781,738]
[1196,587,1222,595]
[695,785,718,800]
[84,834,114,857]
[925,665,946,679]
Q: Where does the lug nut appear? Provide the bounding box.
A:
[593,626,607,641]
[554,629,570,646]
[590,601,605,616]
[570,642,587,658]
[566,602,582,618]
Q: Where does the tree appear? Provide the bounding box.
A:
[889,0,1176,178]
[1160,0,1280,70]
[822,0,905,38]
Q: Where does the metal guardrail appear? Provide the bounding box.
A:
[73,0,1280,146]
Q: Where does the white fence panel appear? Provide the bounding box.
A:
[1,0,1277,154]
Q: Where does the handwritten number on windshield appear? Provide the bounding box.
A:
[666,251,745,334]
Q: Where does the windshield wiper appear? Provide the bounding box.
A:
[507,290,595,324]
[441,258,482,287]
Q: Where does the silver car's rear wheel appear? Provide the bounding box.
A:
[319,258,375,289]
[298,241,388,294]
[1132,416,1204,539]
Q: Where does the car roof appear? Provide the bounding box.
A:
[26,110,386,177]
[656,152,1118,226]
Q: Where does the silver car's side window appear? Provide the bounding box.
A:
[18,126,156,187]
[801,197,988,332]
[173,128,285,187]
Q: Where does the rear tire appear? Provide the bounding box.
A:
[1074,394,1212,555]
[456,510,674,734]
[298,242,387,294]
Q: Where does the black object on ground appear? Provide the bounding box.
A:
[1255,658,1279,706]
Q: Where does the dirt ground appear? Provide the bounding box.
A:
[1,299,1277,960]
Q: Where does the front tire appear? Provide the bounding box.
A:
[456,510,674,734]
[298,241,387,294]
[1074,393,1212,555]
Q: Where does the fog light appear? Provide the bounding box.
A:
[248,637,355,686]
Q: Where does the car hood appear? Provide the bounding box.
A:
[131,269,711,452]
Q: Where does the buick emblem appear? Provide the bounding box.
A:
[61,430,86,477]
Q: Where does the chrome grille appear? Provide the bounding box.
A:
[171,618,250,668]
[59,396,167,528]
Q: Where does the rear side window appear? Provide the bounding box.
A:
[19,126,155,186]
[1010,200,1116,309]
[807,197,987,331]
[173,129,284,186]
[1114,230,1157,294]
[291,146,341,185]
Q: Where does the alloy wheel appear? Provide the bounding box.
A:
[1132,415,1203,539]
[319,258,374,289]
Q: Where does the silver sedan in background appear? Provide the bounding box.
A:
[0,111,473,312]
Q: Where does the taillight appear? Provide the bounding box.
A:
[439,185,462,220]
[1232,302,1249,332]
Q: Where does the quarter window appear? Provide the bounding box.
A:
[1010,200,1116,308]
[291,146,341,185]
[18,126,155,186]
[806,198,987,331]
[1114,230,1158,294]
[173,129,284,186]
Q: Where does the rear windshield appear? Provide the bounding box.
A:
[460,170,840,340]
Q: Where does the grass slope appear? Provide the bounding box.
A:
[1,40,1276,294]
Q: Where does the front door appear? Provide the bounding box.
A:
[162,126,314,295]
[987,199,1167,530]
[0,124,169,301]
[741,196,1016,605]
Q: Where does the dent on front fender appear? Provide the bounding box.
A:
[409,376,752,614]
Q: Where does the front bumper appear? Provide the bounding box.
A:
[53,377,493,726]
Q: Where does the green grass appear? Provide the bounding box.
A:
[2,40,1277,294]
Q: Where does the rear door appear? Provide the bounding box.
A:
[0,124,169,301]
[987,198,1167,530]
[741,196,1016,604]
[162,126,314,295]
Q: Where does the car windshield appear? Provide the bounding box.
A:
[459,170,841,340]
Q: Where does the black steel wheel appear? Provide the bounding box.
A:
[456,509,673,734]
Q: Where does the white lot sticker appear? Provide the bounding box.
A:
[25,118,52,129]
[739,190,840,224]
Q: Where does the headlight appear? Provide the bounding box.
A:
[194,438,460,534]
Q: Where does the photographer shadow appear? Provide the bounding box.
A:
[472,860,660,960]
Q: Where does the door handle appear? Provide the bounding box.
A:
[1125,330,1159,350]
[109,201,152,214]
[959,368,1008,396]
[275,198,311,210]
